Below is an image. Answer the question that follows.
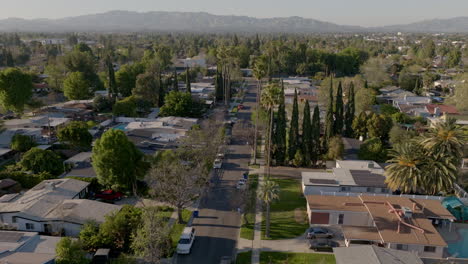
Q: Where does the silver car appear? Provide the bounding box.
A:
[306,227,334,239]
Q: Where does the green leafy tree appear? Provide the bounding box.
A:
[99,205,142,251]
[261,83,282,177]
[131,207,171,263]
[63,72,92,100]
[334,82,344,135]
[62,49,101,90]
[449,74,468,111]
[10,134,36,152]
[132,72,159,106]
[301,100,312,166]
[292,149,304,168]
[344,82,355,137]
[288,89,300,161]
[55,237,89,264]
[19,147,63,176]
[116,63,145,97]
[93,95,112,112]
[57,121,93,149]
[311,106,321,166]
[446,49,462,68]
[159,91,201,118]
[79,221,102,250]
[358,137,387,162]
[44,63,66,92]
[389,125,416,146]
[355,87,376,114]
[92,130,147,193]
[113,96,137,117]
[326,136,344,160]
[352,112,368,140]
[0,68,33,113]
[258,179,280,238]
[105,54,117,99]
[367,114,393,140]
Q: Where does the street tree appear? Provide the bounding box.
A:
[258,179,280,238]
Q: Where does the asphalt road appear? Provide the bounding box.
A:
[176,81,257,264]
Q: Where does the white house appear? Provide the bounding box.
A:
[0,179,120,237]
[302,160,390,196]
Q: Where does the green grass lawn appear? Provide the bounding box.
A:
[240,175,259,240]
[260,252,335,264]
[169,209,192,256]
[261,178,309,240]
[236,251,252,264]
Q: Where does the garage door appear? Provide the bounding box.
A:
[310,212,330,224]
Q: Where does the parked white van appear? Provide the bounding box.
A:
[177,227,196,254]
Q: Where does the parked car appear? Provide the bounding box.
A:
[237,104,244,110]
[220,256,231,264]
[177,227,196,254]
[308,239,339,252]
[94,190,124,201]
[306,227,334,239]
[217,153,225,160]
[213,159,223,169]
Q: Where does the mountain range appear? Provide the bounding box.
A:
[0,11,467,33]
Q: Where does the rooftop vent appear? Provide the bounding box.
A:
[367,162,374,169]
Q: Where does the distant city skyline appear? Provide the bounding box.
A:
[1,0,468,27]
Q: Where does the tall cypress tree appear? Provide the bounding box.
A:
[105,55,116,101]
[158,72,165,107]
[287,89,300,161]
[323,78,334,151]
[311,105,321,166]
[185,67,191,93]
[302,100,312,167]
[344,82,355,137]
[173,69,178,91]
[334,81,344,135]
[274,82,287,165]
[215,70,223,101]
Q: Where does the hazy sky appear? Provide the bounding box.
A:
[1,0,467,27]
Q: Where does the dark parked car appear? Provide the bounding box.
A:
[306,227,334,239]
[94,190,124,201]
[308,239,339,252]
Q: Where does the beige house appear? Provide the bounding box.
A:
[306,195,455,258]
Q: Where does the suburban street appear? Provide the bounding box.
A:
[176,80,257,264]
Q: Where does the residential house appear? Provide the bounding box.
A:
[0,230,61,264]
[306,195,455,258]
[0,179,120,236]
[4,116,70,131]
[0,179,21,196]
[333,245,424,264]
[302,160,390,196]
[377,86,416,104]
[424,104,459,117]
[0,128,43,148]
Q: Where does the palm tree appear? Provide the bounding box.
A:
[252,56,267,164]
[261,83,282,179]
[385,142,458,195]
[258,179,280,238]
[385,142,425,193]
[420,117,467,164]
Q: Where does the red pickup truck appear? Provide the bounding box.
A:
[94,190,124,201]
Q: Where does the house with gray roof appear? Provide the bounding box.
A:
[333,245,424,264]
[0,179,120,236]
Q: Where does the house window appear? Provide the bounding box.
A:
[12,216,17,223]
[396,244,408,251]
[381,188,389,193]
[424,246,436,253]
[366,187,375,193]
[338,214,344,224]
[340,186,350,192]
[25,223,35,230]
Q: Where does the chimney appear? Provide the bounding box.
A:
[368,162,374,169]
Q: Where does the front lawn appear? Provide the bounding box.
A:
[240,174,258,240]
[236,251,252,264]
[169,209,192,255]
[260,252,335,264]
[261,178,309,240]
